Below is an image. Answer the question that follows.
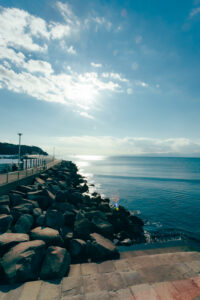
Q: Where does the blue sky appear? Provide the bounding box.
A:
[1,0,200,157]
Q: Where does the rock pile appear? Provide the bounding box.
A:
[0,160,145,283]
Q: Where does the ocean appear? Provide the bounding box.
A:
[71,155,200,245]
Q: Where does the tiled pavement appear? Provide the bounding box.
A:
[0,246,200,300]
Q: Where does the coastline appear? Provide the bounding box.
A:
[0,160,145,284]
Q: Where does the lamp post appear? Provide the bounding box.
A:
[18,133,23,167]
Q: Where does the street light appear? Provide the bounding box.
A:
[18,133,23,167]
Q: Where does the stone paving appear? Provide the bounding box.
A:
[0,245,200,299]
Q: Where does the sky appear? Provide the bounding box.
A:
[0,0,200,157]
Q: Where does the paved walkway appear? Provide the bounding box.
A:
[0,160,61,186]
[0,245,200,299]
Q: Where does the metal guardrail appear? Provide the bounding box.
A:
[0,160,61,186]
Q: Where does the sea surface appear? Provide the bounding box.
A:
[70,155,200,245]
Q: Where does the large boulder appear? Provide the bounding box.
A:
[0,195,10,206]
[40,246,70,280]
[45,210,64,230]
[0,214,13,233]
[0,233,29,256]
[63,211,75,226]
[0,240,46,283]
[74,218,91,240]
[30,227,64,246]
[87,233,119,261]
[92,217,114,238]
[13,214,34,234]
[55,190,70,202]
[36,196,52,210]
[69,239,86,260]
[33,207,42,218]
[9,193,24,206]
[36,214,46,226]
[11,203,33,220]
[0,205,10,215]
[27,190,44,200]
[16,185,33,194]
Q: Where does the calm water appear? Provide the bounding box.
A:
[71,155,200,244]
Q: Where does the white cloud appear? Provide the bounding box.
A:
[91,62,102,68]
[0,5,129,111]
[102,72,128,82]
[47,136,200,156]
[0,46,25,65]
[60,41,77,54]
[135,80,149,88]
[0,7,48,52]
[0,64,121,108]
[189,6,200,18]
[79,112,94,119]
[23,59,53,75]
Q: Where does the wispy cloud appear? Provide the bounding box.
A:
[102,72,128,82]
[55,1,80,26]
[79,111,94,119]
[135,35,143,44]
[60,42,77,55]
[46,136,200,156]
[91,62,102,68]
[131,62,139,70]
[189,6,200,18]
[134,80,149,88]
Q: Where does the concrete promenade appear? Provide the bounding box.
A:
[0,160,61,187]
[0,245,200,300]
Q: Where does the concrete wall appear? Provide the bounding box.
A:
[0,175,36,196]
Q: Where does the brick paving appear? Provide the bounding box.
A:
[0,246,200,299]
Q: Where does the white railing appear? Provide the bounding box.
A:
[0,159,61,186]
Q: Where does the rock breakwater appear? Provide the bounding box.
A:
[0,160,145,283]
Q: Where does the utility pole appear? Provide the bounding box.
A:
[18,133,23,167]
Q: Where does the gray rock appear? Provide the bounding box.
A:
[85,210,106,221]
[63,211,75,226]
[35,177,45,185]
[13,214,34,234]
[30,226,64,246]
[87,233,119,261]
[36,214,46,226]
[11,203,33,220]
[69,239,86,258]
[40,246,70,280]
[118,238,133,246]
[16,185,33,193]
[37,196,52,210]
[0,214,13,233]
[92,217,113,238]
[46,209,64,230]
[9,193,24,206]
[0,205,10,215]
[1,240,45,283]
[0,195,10,206]
[27,190,44,200]
[55,190,70,202]
[74,218,91,240]
[33,207,42,218]
[0,233,29,256]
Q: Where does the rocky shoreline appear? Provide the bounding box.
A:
[0,160,145,284]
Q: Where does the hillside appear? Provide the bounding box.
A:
[0,142,48,156]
